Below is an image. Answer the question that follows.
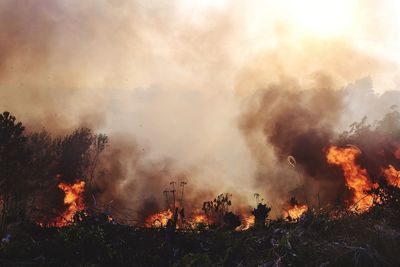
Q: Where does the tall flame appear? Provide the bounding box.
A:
[326,146,376,212]
[55,180,85,226]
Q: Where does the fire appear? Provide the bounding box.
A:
[241,214,254,230]
[187,214,208,229]
[383,165,400,188]
[285,204,308,220]
[326,146,376,212]
[191,214,208,225]
[145,210,173,228]
[55,180,85,226]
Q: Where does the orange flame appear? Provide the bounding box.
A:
[326,146,376,212]
[241,214,255,230]
[55,180,85,226]
[145,210,173,228]
[285,204,308,220]
[383,165,400,188]
[191,214,208,224]
[186,214,208,229]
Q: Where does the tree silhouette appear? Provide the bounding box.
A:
[0,112,29,233]
[223,211,241,230]
[252,203,271,228]
[202,193,232,225]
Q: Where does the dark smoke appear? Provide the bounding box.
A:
[239,78,400,212]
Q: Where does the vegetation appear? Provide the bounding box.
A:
[1,111,400,266]
[202,193,233,226]
[252,202,271,228]
[0,111,107,233]
[0,188,399,266]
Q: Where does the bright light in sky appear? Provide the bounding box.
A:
[178,0,227,13]
[287,0,356,37]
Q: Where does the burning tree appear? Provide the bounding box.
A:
[0,111,110,231]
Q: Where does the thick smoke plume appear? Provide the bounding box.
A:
[239,79,400,214]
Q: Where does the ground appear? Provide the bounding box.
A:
[0,204,399,267]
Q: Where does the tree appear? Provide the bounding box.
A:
[0,112,29,233]
[252,203,271,228]
[223,211,241,230]
[52,128,108,185]
[202,193,232,225]
[53,128,94,183]
[25,131,60,222]
[86,133,108,189]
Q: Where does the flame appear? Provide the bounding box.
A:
[285,204,308,220]
[191,214,208,224]
[55,180,85,226]
[383,165,400,188]
[241,214,255,230]
[186,214,208,229]
[326,146,376,212]
[145,210,173,228]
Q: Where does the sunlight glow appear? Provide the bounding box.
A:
[287,0,356,37]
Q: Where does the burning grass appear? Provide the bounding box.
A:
[285,203,308,220]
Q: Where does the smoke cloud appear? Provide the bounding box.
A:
[1,0,400,218]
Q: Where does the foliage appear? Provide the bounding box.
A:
[252,203,271,227]
[202,193,232,225]
[0,111,400,266]
[1,201,400,266]
[0,111,108,234]
[0,112,29,233]
[223,212,241,230]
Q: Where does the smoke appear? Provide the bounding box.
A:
[239,78,400,213]
[239,86,340,210]
[1,0,400,218]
